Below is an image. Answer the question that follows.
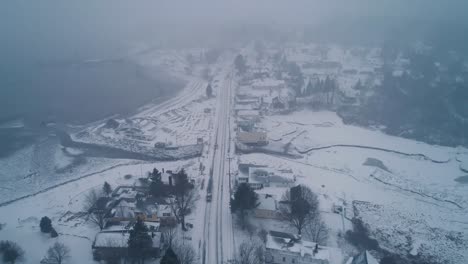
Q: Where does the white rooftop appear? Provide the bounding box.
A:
[251,78,285,87]
[94,231,161,248]
[266,232,330,261]
[256,193,278,211]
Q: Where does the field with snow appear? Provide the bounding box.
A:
[0,50,229,263]
[0,159,202,263]
[243,109,468,263]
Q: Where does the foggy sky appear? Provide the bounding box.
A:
[1,0,468,65]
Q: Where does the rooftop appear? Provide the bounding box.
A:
[94,231,161,248]
[251,78,285,87]
[266,231,330,260]
[248,167,294,185]
[256,193,278,211]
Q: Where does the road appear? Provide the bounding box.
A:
[202,69,235,264]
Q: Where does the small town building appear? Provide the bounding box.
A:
[237,109,262,123]
[237,131,268,146]
[92,230,161,261]
[238,167,294,190]
[265,231,331,264]
[345,251,379,264]
[252,78,285,91]
[254,193,282,219]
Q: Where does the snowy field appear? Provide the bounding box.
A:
[0,159,202,263]
[0,51,227,263]
[242,110,468,263]
[73,79,214,149]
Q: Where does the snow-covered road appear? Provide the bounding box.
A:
[202,69,235,264]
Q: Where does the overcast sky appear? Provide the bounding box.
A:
[1,0,467,63]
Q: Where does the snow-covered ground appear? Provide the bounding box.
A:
[0,159,201,263]
[240,109,468,263]
[0,48,222,263]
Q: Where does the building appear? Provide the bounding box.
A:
[238,167,294,190]
[254,193,282,219]
[345,251,379,264]
[237,131,268,146]
[265,231,330,264]
[252,78,285,91]
[237,109,261,122]
[237,119,256,132]
[92,229,161,261]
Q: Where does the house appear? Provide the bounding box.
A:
[237,119,256,132]
[237,131,268,146]
[155,203,177,226]
[92,230,161,261]
[237,109,261,122]
[254,193,282,219]
[252,78,285,91]
[239,167,294,190]
[265,231,330,264]
[345,251,379,264]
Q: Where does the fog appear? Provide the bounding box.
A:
[2,0,468,63]
[1,0,467,123]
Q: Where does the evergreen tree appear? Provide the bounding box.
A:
[306,80,313,96]
[161,247,180,264]
[230,183,258,229]
[128,218,153,263]
[286,62,304,96]
[40,216,53,233]
[102,182,112,197]
[206,84,213,97]
[150,168,165,197]
[234,54,247,75]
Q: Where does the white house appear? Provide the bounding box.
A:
[254,193,282,219]
[237,131,268,146]
[242,167,295,190]
[265,231,331,264]
[252,78,285,91]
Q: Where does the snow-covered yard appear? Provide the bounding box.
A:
[239,109,468,263]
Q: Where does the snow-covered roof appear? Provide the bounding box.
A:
[94,231,161,248]
[266,232,330,261]
[251,78,285,87]
[350,251,379,264]
[237,110,260,117]
[248,167,294,185]
[256,193,278,211]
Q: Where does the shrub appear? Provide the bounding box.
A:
[345,218,379,250]
[40,216,53,233]
[50,228,59,238]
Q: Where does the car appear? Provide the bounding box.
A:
[206,193,212,202]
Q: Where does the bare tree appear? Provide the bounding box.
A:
[170,170,199,230]
[169,188,198,230]
[173,241,196,264]
[231,240,264,264]
[257,229,268,244]
[87,210,106,230]
[41,242,70,264]
[161,226,177,250]
[0,240,25,264]
[83,189,102,213]
[279,185,319,235]
[304,215,329,245]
